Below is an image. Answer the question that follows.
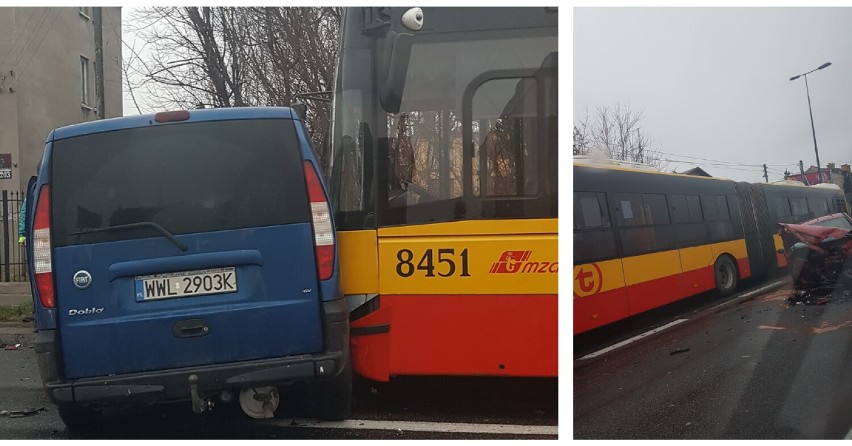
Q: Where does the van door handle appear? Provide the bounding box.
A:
[173,319,210,338]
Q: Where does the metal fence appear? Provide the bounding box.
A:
[0,190,27,282]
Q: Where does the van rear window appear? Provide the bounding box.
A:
[51,118,310,247]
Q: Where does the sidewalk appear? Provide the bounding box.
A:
[0,282,31,307]
[0,282,34,346]
[0,322,34,347]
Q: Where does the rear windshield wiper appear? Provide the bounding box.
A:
[69,222,189,251]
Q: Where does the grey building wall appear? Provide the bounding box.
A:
[0,7,122,192]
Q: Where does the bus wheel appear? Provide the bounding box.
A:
[714,256,738,297]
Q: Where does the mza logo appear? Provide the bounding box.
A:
[573,263,603,298]
[489,250,558,274]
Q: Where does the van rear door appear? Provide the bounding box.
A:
[49,117,324,379]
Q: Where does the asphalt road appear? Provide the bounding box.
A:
[574,279,852,439]
[0,343,558,439]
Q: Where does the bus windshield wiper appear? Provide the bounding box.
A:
[70,222,189,251]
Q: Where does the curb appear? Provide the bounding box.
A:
[0,323,36,348]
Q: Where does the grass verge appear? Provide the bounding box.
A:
[0,301,33,322]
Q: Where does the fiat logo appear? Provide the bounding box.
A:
[73,270,92,289]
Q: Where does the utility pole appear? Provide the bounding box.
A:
[763,164,768,183]
[93,7,105,119]
[799,160,809,185]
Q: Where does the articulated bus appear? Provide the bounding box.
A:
[573,158,847,334]
[326,7,557,381]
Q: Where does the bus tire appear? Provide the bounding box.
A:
[714,255,738,297]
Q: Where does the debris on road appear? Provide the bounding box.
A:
[757,325,786,331]
[1,407,46,418]
[3,343,22,351]
[670,348,690,355]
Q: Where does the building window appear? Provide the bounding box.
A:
[79,7,91,20]
[80,56,90,107]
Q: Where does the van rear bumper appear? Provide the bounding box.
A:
[44,350,345,405]
[36,297,349,406]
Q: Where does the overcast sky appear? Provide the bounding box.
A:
[573,7,852,183]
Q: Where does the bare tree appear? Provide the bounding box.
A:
[126,7,341,169]
[573,103,667,170]
[573,124,590,156]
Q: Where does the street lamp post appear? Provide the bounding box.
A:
[790,62,832,184]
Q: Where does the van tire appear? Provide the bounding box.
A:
[714,256,738,297]
[315,361,353,421]
[57,404,100,432]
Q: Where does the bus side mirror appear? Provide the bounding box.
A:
[379,30,413,114]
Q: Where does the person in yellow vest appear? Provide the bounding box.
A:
[18,197,26,246]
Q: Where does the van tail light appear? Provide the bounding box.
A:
[33,185,55,308]
[303,161,334,281]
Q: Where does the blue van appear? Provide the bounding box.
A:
[26,107,350,429]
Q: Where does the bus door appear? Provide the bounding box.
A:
[613,193,685,315]
[574,191,629,333]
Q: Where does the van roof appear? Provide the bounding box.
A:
[50,107,297,141]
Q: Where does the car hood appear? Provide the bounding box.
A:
[778,222,852,255]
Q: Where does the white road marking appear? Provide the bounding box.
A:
[266,418,558,436]
[577,280,788,362]
[737,279,787,299]
[708,279,787,312]
[578,319,689,360]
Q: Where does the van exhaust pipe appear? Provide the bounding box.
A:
[239,386,279,419]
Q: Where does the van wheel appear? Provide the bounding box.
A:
[315,361,353,421]
[714,256,738,297]
[58,404,100,432]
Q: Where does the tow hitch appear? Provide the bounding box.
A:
[188,374,214,414]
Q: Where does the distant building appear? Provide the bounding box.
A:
[0,7,122,191]
[678,166,712,177]
[786,162,852,210]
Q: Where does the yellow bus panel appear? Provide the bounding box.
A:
[377,218,557,237]
[337,230,380,295]
[678,244,716,272]
[377,234,557,295]
[622,250,683,286]
[711,239,748,260]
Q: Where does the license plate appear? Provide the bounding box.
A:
[135,267,237,301]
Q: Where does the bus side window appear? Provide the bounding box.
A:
[641,193,670,225]
[706,195,735,242]
[700,195,719,221]
[808,197,828,217]
[775,196,792,223]
[613,193,645,226]
[614,193,674,256]
[574,191,617,263]
[716,196,730,220]
[670,194,708,248]
[575,192,610,229]
[789,197,809,221]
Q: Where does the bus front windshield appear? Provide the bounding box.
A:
[330,9,558,229]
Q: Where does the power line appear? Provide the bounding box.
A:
[660,151,798,169]
[17,9,62,77]
[0,8,37,69]
[10,9,51,70]
[663,160,766,173]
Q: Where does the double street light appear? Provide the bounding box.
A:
[790,62,832,184]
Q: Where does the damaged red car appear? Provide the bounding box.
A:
[777,212,852,291]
